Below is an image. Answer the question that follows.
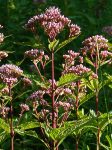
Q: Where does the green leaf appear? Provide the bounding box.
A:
[57,73,80,87]
[106,135,112,149]
[18,121,40,130]
[0,131,9,144]
[48,39,59,51]
[34,79,49,89]
[79,92,95,106]
[55,36,77,53]
[0,119,10,133]
[15,129,50,149]
[84,57,94,66]
[100,142,109,150]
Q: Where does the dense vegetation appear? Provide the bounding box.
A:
[0,0,112,150]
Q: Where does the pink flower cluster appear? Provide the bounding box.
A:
[27,90,44,100]
[68,64,91,75]
[25,49,44,61]
[25,7,81,41]
[81,35,108,56]
[0,64,23,86]
[20,103,29,112]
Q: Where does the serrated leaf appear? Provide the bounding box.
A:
[15,129,50,149]
[34,79,49,88]
[18,121,40,130]
[79,92,95,106]
[106,135,112,149]
[48,39,59,51]
[85,57,94,66]
[0,131,9,144]
[57,73,80,87]
[55,36,77,53]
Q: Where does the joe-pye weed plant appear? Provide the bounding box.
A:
[0,6,112,150]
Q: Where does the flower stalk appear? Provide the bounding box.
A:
[9,85,14,150]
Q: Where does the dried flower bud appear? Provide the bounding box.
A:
[0,51,8,60]
[22,77,32,87]
[1,87,9,95]
[0,25,3,29]
[0,33,4,43]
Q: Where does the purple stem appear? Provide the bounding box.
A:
[51,51,58,150]
[33,61,45,82]
[9,85,14,150]
[51,51,56,129]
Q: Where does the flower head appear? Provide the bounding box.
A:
[69,24,81,37]
[27,90,45,101]
[20,104,29,112]
[25,7,81,41]
[0,64,23,78]
[81,35,108,56]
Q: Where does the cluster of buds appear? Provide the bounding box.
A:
[57,101,73,111]
[69,24,81,38]
[25,49,49,68]
[81,35,108,56]
[25,7,81,41]
[102,26,112,36]
[0,64,23,86]
[67,64,91,75]
[27,90,45,101]
[0,106,10,118]
[63,50,83,74]
[0,51,8,60]
[25,49,44,61]
[81,35,112,66]
[20,103,29,115]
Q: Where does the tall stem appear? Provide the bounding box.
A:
[95,49,100,150]
[9,85,14,150]
[75,81,80,150]
[76,81,80,119]
[51,51,55,129]
[51,51,58,150]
